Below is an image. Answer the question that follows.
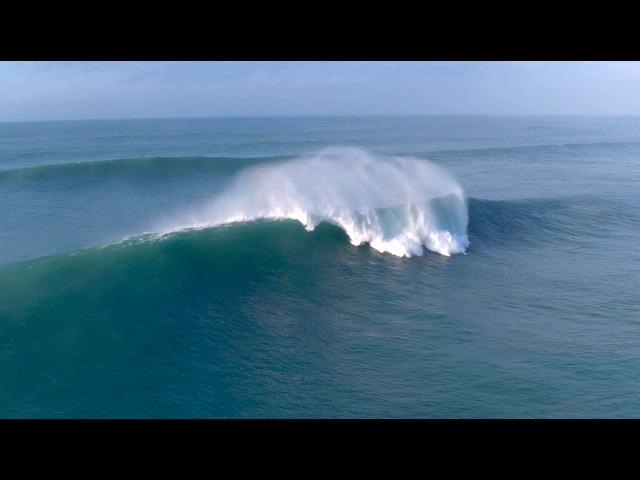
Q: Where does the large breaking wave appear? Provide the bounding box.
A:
[157,147,469,257]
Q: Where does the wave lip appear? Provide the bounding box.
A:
[157,147,469,257]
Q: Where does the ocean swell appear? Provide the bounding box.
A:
[157,147,469,257]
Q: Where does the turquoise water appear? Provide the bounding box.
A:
[1,116,639,417]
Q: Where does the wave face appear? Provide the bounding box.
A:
[157,148,469,257]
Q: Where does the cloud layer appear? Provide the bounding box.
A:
[1,61,639,121]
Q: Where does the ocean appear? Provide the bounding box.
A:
[0,115,638,418]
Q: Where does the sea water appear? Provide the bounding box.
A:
[0,116,639,417]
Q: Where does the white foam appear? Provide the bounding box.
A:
[158,147,469,257]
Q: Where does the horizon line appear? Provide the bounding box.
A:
[3,113,640,124]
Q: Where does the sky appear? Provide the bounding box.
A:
[1,61,640,121]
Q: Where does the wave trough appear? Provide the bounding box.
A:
[157,147,469,257]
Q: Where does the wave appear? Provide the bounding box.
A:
[425,140,640,158]
[4,139,638,185]
[154,147,469,257]
[0,155,284,183]
[468,194,640,249]
[0,220,348,323]
[2,192,632,315]
[3,147,634,263]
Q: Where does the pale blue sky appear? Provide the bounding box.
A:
[1,61,640,121]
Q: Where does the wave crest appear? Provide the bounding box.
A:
[157,147,469,257]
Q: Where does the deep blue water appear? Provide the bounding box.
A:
[0,116,639,417]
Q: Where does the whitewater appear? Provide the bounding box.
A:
[157,147,469,257]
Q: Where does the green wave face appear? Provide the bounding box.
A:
[0,220,346,321]
[0,220,422,418]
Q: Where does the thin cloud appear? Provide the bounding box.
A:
[1,61,640,121]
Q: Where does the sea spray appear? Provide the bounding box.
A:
[157,147,469,257]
